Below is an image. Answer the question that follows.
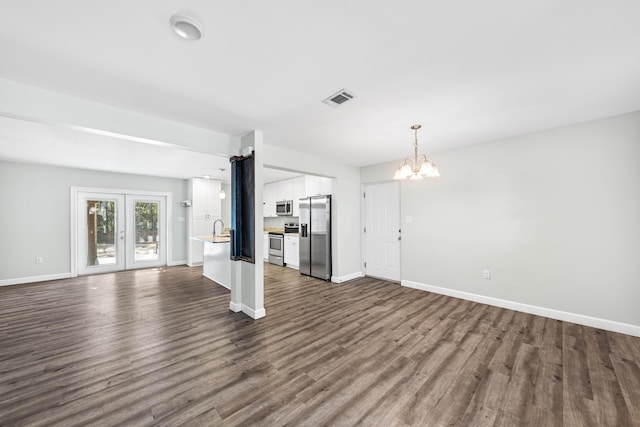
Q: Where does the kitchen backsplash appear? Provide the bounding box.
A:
[264,216,298,229]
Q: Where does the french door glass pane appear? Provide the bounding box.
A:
[134,201,159,261]
[86,200,117,266]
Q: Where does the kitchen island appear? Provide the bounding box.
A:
[190,235,230,289]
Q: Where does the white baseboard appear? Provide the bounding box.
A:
[242,304,266,320]
[229,301,266,320]
[331,271,364,283]
[0,272,72,287]
[167,260,187,266]
[187,261,203,267]
[402,280,640,338]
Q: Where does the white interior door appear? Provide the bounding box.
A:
[364,182,401,281]
[77,192,126,275]
[77,191,167,275]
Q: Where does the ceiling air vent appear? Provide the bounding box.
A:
[322,89,356,108]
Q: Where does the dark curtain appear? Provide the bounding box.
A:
[230,153,255,263]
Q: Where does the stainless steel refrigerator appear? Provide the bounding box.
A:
[299,195,331,280]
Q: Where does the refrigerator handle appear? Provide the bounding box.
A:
[301,224,308,238]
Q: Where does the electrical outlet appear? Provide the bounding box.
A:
[483,269,491,279]
[35,257,44,264]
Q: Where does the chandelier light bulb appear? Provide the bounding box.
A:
[419,162,433,176]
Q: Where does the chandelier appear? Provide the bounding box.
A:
[393,124,440,180]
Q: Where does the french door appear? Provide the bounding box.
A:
[77,192,167,275]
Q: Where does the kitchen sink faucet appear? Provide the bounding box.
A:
[213,219,224,237]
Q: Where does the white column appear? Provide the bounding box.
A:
[228,130,265,319]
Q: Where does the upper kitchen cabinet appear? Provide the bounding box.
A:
[263,175,332,218]
[264,179,294,217]
[292,176,306,217]
[305,175,332,197]
[277,179,293,202]
[321,177,332,195]
[263,182,277,217]
[190,178,221,219]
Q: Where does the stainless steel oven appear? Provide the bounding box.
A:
[268,232,284,266]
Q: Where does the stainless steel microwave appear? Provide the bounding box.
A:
[276,200,293,216]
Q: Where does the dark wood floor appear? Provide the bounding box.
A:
[1,265,639,426]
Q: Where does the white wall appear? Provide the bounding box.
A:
[264,144,362,281]
[0,161,188,282]
[361,111,640,331]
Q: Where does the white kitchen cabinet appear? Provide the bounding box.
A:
[191,178,221,219]
[264,175,332,219]
[284,234,299,269]
[188,178,222,266]
[263,232,269,261]
[203,240,231,289]
[263,183,277,217]
[277,179,293,201]
[305,175,322,196]
[264,179,294,217]
[321,177,332,195]
[292,176,306,217]
[304,175,332,196]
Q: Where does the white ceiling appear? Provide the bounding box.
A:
[1,1,640,176]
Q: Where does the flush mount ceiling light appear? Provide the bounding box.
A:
[393,125,440,180]
[170,15,204,40]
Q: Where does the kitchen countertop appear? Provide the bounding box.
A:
[264,228,298,235]
[191,235,230,243]
[264,227,285,233]
[193,231,296,242]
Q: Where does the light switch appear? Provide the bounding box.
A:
[405,216,413,223]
